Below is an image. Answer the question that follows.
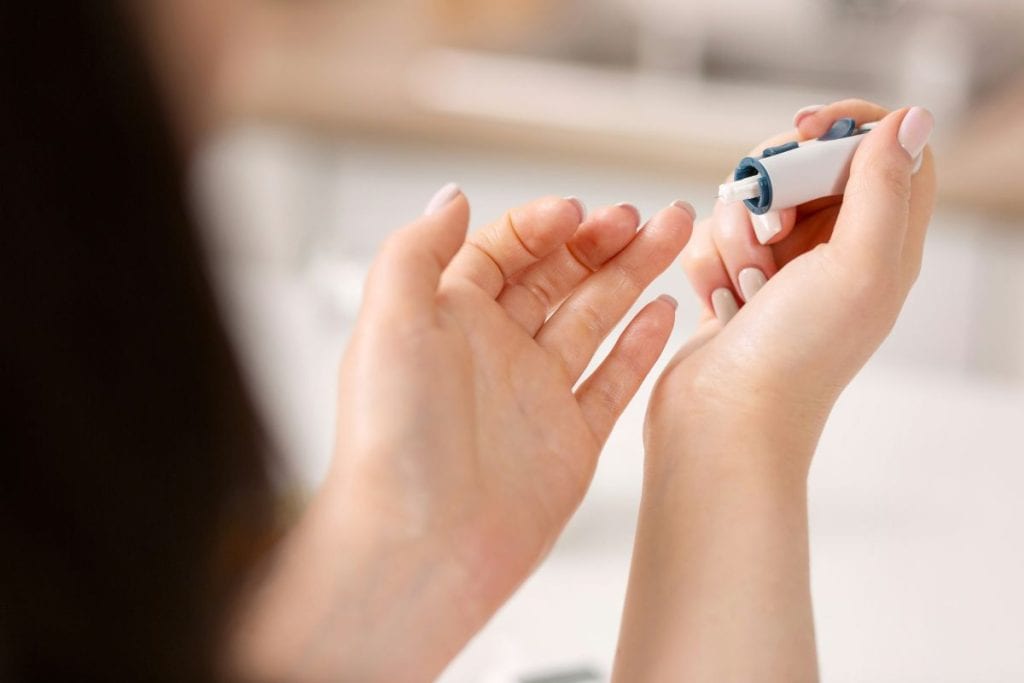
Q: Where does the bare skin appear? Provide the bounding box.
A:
[229,101,935,683]
[613,101,937,682]
[230,195,694,681]
[138,3,937,680]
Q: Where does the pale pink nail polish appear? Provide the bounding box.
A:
[737,267,767,302]
[793,104,825,128]
[751,210,782,244]
[565,196,587,222]
[657,293,678,309]
[897,106,934,160]
[671,200,697,221]
[711,288,739,324]
[616,202,642,226]
[424,182,461,215]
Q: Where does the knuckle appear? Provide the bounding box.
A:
[610,258,646,293]
[523,275,556,310]
[680,242,722,283]
[572,297,607,339]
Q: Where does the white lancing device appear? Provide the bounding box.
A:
[717,118,920,239]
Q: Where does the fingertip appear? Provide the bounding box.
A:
[420,183,471,236]
[711,288,739,324]
[792,104,826,131]
[510,195,587,256]
[760,207,798,245]
[568,204,640,270]
[795,109,831,139]
[622,297,678,355]
[565,195,588,223]
[426,189,472,254]
[423,181,461,215]
[852,107,917,176]
[615,202,642,226]
[549,195,589,233]
[649,200,696,249]
[751,210,783,245]
[797,98,893,139]
[671,200,698,223]
[897,106,934,162]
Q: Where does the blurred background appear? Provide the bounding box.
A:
[188,1,1024,681]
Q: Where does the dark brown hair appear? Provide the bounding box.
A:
[1,3,272,680]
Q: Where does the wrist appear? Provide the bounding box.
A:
[624,408,817,683]
[645,369,832,483]
[229,482,479,683]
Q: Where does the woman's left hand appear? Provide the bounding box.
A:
[232,187,693,682]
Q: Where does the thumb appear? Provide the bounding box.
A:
[364,183,470,317]
[830,107,934,271]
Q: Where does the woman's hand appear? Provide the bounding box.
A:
[614,102,936,683]
[651,101,937,465]
[232,188,694,682]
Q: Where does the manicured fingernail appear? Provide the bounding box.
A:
[898,106,934,161]
[565,196,587,223]
[657,293,678,309]
[671,200,697,221]
[792,104,825,128]
[711,288,739,324]
[751,210,782,244]
[616,202,641,226]
[737,267,767,302]
[424,182,461,215]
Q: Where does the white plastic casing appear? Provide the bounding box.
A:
[754,134,865,210]
[716,121,930,243]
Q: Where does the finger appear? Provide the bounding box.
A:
[830,107,934,271]
[750,206,798,246]
[795,99,891,139]
[442,195,585,298]
[576,296,677,444]
[680,215,740,324]
[711,201,778,303]
[497,203,641,335]
[900,144,938,286]
[538,203,693,383]
[364,183,469,317]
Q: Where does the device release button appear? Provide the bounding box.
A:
[761,141,800,157]
[817,117,857,141]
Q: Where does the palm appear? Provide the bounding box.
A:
[337,193,692,607]
[443,286,600,536]
[771,202,840,267]
[662,197,890,417]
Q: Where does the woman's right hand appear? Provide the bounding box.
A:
[648,101,937,467]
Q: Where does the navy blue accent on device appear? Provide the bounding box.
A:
[817,117,857,141]
[734,156,772,215]
[761,141,799,158]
